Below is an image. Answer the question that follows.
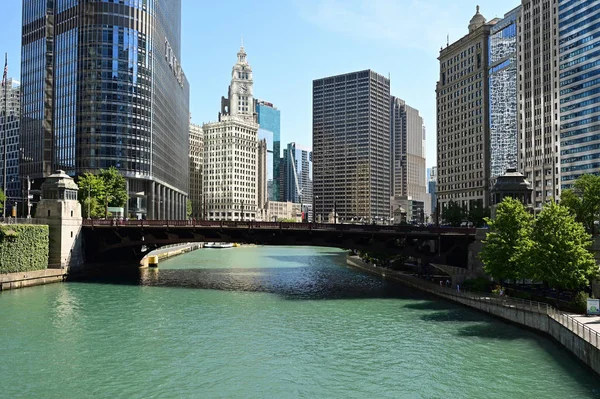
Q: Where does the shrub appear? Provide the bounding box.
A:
[0,224,49,274]
[570,291,590,314]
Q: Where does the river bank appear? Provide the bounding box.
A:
[346,255,600,378]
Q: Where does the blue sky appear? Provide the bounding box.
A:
[1,0,518,168]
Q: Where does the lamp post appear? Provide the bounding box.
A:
[241,200,244,222]
[333,199,337,225]
[313,195,318,223]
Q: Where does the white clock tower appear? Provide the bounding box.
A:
[229,45,254,118]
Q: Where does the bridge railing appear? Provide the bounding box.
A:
[81,219,477,234]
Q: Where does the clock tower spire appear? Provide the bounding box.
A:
[229,44,254,118]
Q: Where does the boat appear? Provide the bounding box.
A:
[204,242,234,249]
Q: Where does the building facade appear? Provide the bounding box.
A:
[517,0,560,207]
[257,138,268,214]
[256,100,281,201]
[282,142,312,211]
[489,6,520,180]
[189,123,203,218]
[0,78,21,208]
[558,0,600,189]
[20,0,190,219]
[390,96,427,208]
[203,45,259,221]
[313,70,390,223]
[437,6,494,213]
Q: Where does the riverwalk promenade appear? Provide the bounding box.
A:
[347,255,600,376]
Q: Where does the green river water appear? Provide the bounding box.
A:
[1,246,599,398]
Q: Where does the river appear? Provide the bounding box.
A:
[1,246,599,398]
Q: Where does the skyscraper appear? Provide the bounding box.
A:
[282,142,312,210]
[256,100,281,201]
[558,0,600,189]
[489,6,520,180]
[203,45,259,221]
[517,0,560,208]
[313,70,390,223]
[189,123,203,218]
[0,77,21,207]
[437,6,495,212]
[390,96,427,205]
[20,0,190,219]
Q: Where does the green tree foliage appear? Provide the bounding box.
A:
[560,174,600,234]
[99,166,128,208]
[529,201,598,292]
[480,197,533,283]
[78,167,128,218]
[0,188,5,216]
[78,173,106,218]
[468,201,490,227]
[442,200,464,227]
[187,199,192,219]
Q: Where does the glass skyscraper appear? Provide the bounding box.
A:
[282,142,312,211]
[488,6,519,179]
[256,100,280,201]
[558,0,600,189]
[21,0,190,219]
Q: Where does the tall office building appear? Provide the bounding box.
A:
[437,6,495,212]
[20,0,190,219]
[313,70,390,223]
[256,100,281,201]
[282,142,312,211]
[0,78,21,206]
[517,0,560,207]
[390,96,427,204]
[558,0,600,189]
[203,45,259,221]
[489,6,520,180]
[189,123,203,218]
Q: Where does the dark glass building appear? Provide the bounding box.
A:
[313,70,390,223]
[256,100,281,201]
[21,0,190,219]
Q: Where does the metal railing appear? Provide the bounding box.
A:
[81,219,477,235]
[356,261,600,349]
[0,217,48,225]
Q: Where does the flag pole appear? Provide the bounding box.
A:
[2,53,7,219]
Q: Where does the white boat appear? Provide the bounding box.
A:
[204,242,234,249]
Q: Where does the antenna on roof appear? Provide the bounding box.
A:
[447,34,449,47]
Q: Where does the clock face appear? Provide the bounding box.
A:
[239,84,248,94]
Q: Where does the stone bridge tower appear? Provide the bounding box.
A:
[36,170,83,270]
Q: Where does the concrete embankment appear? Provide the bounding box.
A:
[347,255,600,377]
[0,268,67,291]
[139,243,202,267]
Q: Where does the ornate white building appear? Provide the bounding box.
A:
[203,46,261,221]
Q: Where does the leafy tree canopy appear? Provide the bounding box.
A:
[468,201,490,228]
[480,197,533,283]
[529,201,598,292]
[442,200,464,227]
[560,174,600,234]
[187,199,192,219]
[78,167,128,218]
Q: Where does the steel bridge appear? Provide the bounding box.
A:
[82,220,477,267]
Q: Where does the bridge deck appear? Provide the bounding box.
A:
[82,219,477,236]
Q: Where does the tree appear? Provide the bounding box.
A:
[468,200,490,227]
[0,188,5,216]
[78,167,128,218]
[187,199,192,219]
[441,200,464,227]
[99,167,128,209]
[480,197,533,284]
[560,174,600,234]
[529,201,598,295]
[78,173,106,218]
